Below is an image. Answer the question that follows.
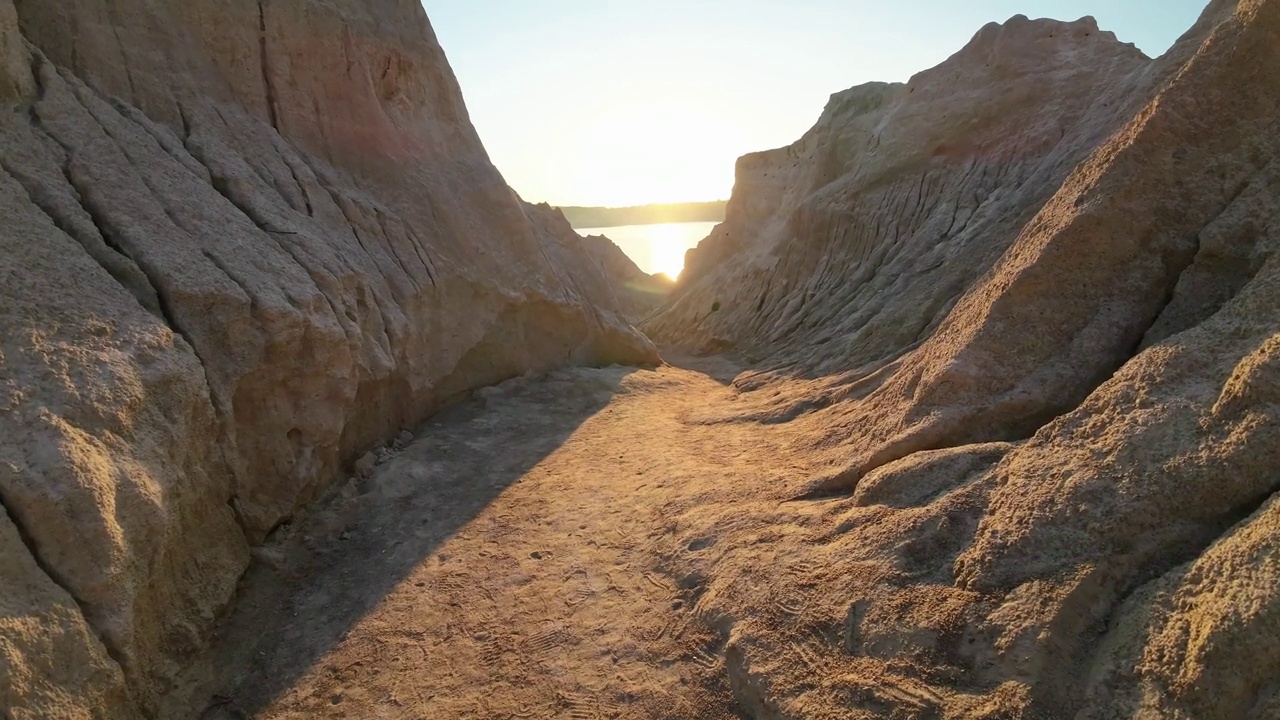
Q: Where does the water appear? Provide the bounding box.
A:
[576,221,718,279]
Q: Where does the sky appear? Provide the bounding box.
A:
[422,1,1207,208]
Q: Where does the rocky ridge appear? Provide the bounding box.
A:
[576,231,676,322]
[650,14,1152,369]
[648,1,1280,717]
[0,0,654,717]
[523,201,675,322]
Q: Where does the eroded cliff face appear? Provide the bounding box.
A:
[0,1,655,717]
[650,15,1153,370]
[649,1,1280,717]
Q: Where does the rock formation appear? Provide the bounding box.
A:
[0,0,655,717]
[650,15,1152,368]
[650,0,1280,717]
[578,234,675,322]
[523,201,675,322]
[7,0,1280,716]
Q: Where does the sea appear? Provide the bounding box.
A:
[575,221,718,280]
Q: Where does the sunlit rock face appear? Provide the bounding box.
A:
[649,14,1152,370]
[651,0,1280,717]
[0,0,655,716]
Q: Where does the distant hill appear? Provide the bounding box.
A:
[558,201,726,229]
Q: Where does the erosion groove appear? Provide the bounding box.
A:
[257,0,279,133]
[0,491,126,671]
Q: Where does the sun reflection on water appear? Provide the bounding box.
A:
[650,223,691,280]
[578,222,717,281]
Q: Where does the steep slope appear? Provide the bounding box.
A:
[649,0,1280,718]
[649,15,1151,371]
[0,1,655,717]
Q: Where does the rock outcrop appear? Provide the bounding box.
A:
[650,14,1152,369]
[0,1,655,717]
[580,234,675,322]
[650,1,1280,717]
[523,201,675,322]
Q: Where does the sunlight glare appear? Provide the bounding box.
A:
[651,223,690,280]
[579,103,744,207]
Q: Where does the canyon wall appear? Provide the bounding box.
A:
[650,14,1153,371]
[651,0,1280,717]
[0,1,655,717]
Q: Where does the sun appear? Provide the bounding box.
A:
[650,224,689,280]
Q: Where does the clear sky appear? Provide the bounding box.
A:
[422,1,1207,207]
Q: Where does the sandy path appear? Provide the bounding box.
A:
[173,356,809,719]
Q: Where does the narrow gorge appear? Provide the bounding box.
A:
[3,1,1280,719]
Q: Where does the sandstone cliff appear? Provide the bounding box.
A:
[0,1,655,717]
[648,1,1280,717]
[650,15,1152,368]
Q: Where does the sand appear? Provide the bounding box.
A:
[172,356,800,719]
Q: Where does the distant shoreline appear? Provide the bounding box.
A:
[557,200,726,229]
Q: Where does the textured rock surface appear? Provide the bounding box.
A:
[650,14,1153,371]
[0,0,655,717]
[647,0,1280,717]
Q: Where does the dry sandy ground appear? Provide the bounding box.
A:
[170,355,824,719]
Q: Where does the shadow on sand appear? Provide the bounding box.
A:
[179,365,644,718]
